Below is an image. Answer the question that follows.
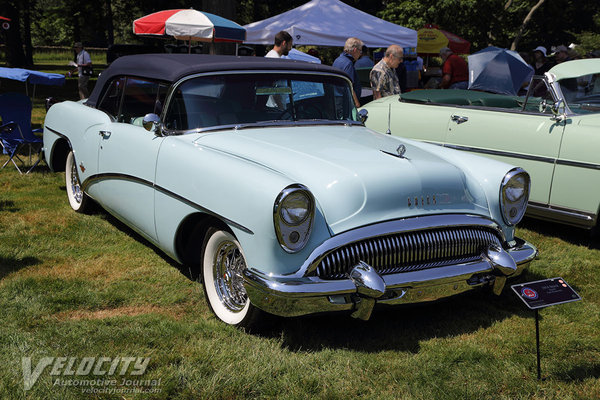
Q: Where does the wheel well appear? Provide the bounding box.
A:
[175,213,231,278]
[50,138,71,172]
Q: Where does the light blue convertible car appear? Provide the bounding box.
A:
[43,54,537,327]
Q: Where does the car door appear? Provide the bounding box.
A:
[549,113,600,226]
[444,107,565,206]
[91,77,168,241]
[440,81,566,208]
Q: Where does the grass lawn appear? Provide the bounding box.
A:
[0,53,599,399]
[0,161,599,400]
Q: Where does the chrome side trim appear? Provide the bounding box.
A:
[556,158,600,171]
[443,144,556,164]
[527,202,597,229]
[80,173,254,235]
[442,144,600,172]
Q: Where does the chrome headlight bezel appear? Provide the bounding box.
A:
[273,184,315,253]
[500,168,530,226]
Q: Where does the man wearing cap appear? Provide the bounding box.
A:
[439,47,468,89]
[70,42,92,99]
[532,46,553,75]
[554,45,572,64]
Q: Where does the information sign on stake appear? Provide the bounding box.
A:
[511,277,581,380]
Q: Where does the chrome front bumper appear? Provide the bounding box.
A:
[243,238,537,320]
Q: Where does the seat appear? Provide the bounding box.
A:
[0,93,43,174]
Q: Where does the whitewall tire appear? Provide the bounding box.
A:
[65,151,91,213]
[202,228,259,327]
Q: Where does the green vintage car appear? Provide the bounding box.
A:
[362,59,600,230]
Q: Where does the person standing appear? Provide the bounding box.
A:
[532,46,552,75]
[70,42,92,99]
[265,31,293,58]
[439,47,468,89]
[554,45,572,64]
[370,45,403,99]
[332,37,363,107]
[354,45,374,68]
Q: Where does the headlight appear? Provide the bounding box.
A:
[500,168,530,226]
[274,185,314,253]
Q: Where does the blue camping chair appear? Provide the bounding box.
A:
[0,92,43,174]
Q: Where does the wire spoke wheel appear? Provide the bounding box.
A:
[65,151,90,212]
[213,240,248,312]
[202,228,261,327]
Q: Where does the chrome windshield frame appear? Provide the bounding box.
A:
[159,69,359,137]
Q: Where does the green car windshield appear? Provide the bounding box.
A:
[559,73,600,115]
[163,73,359,131]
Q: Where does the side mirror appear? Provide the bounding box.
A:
[358,109,368,123]
[45,97,60,111]
[142,113,161,133]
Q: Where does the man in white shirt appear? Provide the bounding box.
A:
[71,42,92,99]
[265,31,293,58]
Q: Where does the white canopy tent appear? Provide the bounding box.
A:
[243,0,417,48]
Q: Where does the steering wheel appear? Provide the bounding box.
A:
[278,109,293,120]
[296,104,324,119]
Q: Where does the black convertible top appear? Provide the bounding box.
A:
[87,54,350,107]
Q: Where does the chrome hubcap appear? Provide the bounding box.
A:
[70,161,83,204]
[213,241,248,312]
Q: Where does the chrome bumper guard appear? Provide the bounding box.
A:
[243,238,537,320]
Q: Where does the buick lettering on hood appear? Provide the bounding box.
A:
[43,54,537,327]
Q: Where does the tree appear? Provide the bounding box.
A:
[1,0,27,67]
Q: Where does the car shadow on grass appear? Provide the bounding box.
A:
[253,270,549,354]
[555,364,600,382]
[0,256,41,280]
[0,200,19,212]
[519,217,600,249]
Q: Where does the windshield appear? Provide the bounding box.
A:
[163,73,359,131]
[559,73,600,115]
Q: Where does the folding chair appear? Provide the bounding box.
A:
[0,92,43,174]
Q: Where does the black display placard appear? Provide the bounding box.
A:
[511,277,581,310]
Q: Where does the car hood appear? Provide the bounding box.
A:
[195,125,490,234]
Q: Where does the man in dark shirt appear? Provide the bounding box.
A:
[440,47,468,89]
[332,37,363,107]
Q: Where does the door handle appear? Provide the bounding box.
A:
[451,115,469,124]
[99,130,111,138]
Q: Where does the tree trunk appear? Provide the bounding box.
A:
[23,0,34,66]
[201,0,237,55]
[3,2,26,67]
[105,0,114,46]
[511,0,546,51]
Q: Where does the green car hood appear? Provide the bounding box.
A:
[195,126,490,234]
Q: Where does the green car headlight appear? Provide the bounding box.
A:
[274,185,314,253]
[500,168,530,226]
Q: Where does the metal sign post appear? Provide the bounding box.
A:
[511,277,581,380]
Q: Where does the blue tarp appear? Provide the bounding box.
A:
[0,67,65,86]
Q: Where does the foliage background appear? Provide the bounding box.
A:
[1,0,600,67]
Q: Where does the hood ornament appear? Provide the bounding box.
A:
[380,143,407,160]
[396,144,406,158]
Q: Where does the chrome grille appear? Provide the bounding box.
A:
[314,226,502,279]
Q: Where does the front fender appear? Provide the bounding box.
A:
[153,135,332,275]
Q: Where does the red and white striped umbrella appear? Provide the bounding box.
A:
[133,9,245,43]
